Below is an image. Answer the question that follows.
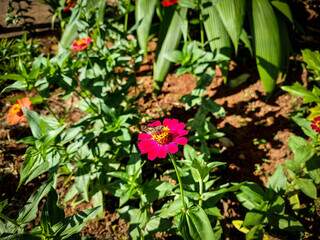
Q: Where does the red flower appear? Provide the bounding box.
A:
[63,0,76,13]
[311,116,320,133]
[71,37,92,52]
[138,118,188,161]
[161,0,178,7]
[6,97,32,126]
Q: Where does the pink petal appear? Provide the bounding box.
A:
[163,118,179,128]
[167,143,178,154]
[157,145,168,158]
[147,149,158,161]
[173,137,188,145]
[138,139,155,154]
[138,133,151,141]
[148,120,161,127]
[172,129,188,136]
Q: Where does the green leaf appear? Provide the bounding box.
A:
[154,8,187,88]
[252,0,282,93]
[59,7,80,52]
[0,74,25,82]
[271,1,293,23]
[180,205,215,240]
[202,1,231,58]
[135,0,157,53]
[292,115,318,140]
[60,207,99,239]
[246,225,264,240]
[215,0,246,52]
[17,180,53,224]
[159,199,183,218]
[307,156,320,184]
[244,211,265,227]
[288,135,314,166]
[302,49,320,78]
[1,81,27,94]
[19,147,59,186]
[23,109,43,139]
[277,214,303,231]
[240,29,253,55]
[236,183,265,210]
[40,188,65,235]
[268,165,287,192]
[295,178,317,199]
[282,82,320,103]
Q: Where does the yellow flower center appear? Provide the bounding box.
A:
[152,126,171,145]
[316,121,320,128]
[11,104,23,116]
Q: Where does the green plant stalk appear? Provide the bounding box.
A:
[124,0,130,32]
[199,178,203,207]
[169,154,187,211]
[198,0,204,48]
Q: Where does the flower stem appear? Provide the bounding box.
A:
[199,178,203,207]
[170,154,187,211]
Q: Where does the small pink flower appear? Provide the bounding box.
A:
[71,37,92,52]
[138,118,188,161]
[311,116,320,133]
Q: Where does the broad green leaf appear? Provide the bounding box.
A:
[181,205,215,240]
[277,214,303,231]
[154,8,187,88]
[244,211,265,227]
[292,115,317,140]
[40,188,65,234]
[282,83,320,103]
[19,148,60,187]
[60,207,99,239]
[288,193,300,210]
[268,165,287,192]
[288,135,314,166]
[302,49,320,78]
[246,225,264,240]
[202,1,231,59]
[295,178,317,199]
[1,81,27,94]
[236,183,265,210]
[17,180,53,224]
[307,156,320,184]
[135,0,157,53]
[59,6,80,52]
[216,0,246,52]
[232,220,249,234]
[0,74,25,82]
[252,0,281,93]
[23,109,43,139]
[159,199,183,218]
[271,1,293,23]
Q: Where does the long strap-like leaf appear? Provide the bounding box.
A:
[202,1,231,59]
[135,0,157,54]
[153,8,187,89]
[252,0,281,93]
[215,0,246,52]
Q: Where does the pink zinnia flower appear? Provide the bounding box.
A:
[161,0,178,7]
[71,37,92,52]
[138,118,188,161]
[311,116,320,133]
